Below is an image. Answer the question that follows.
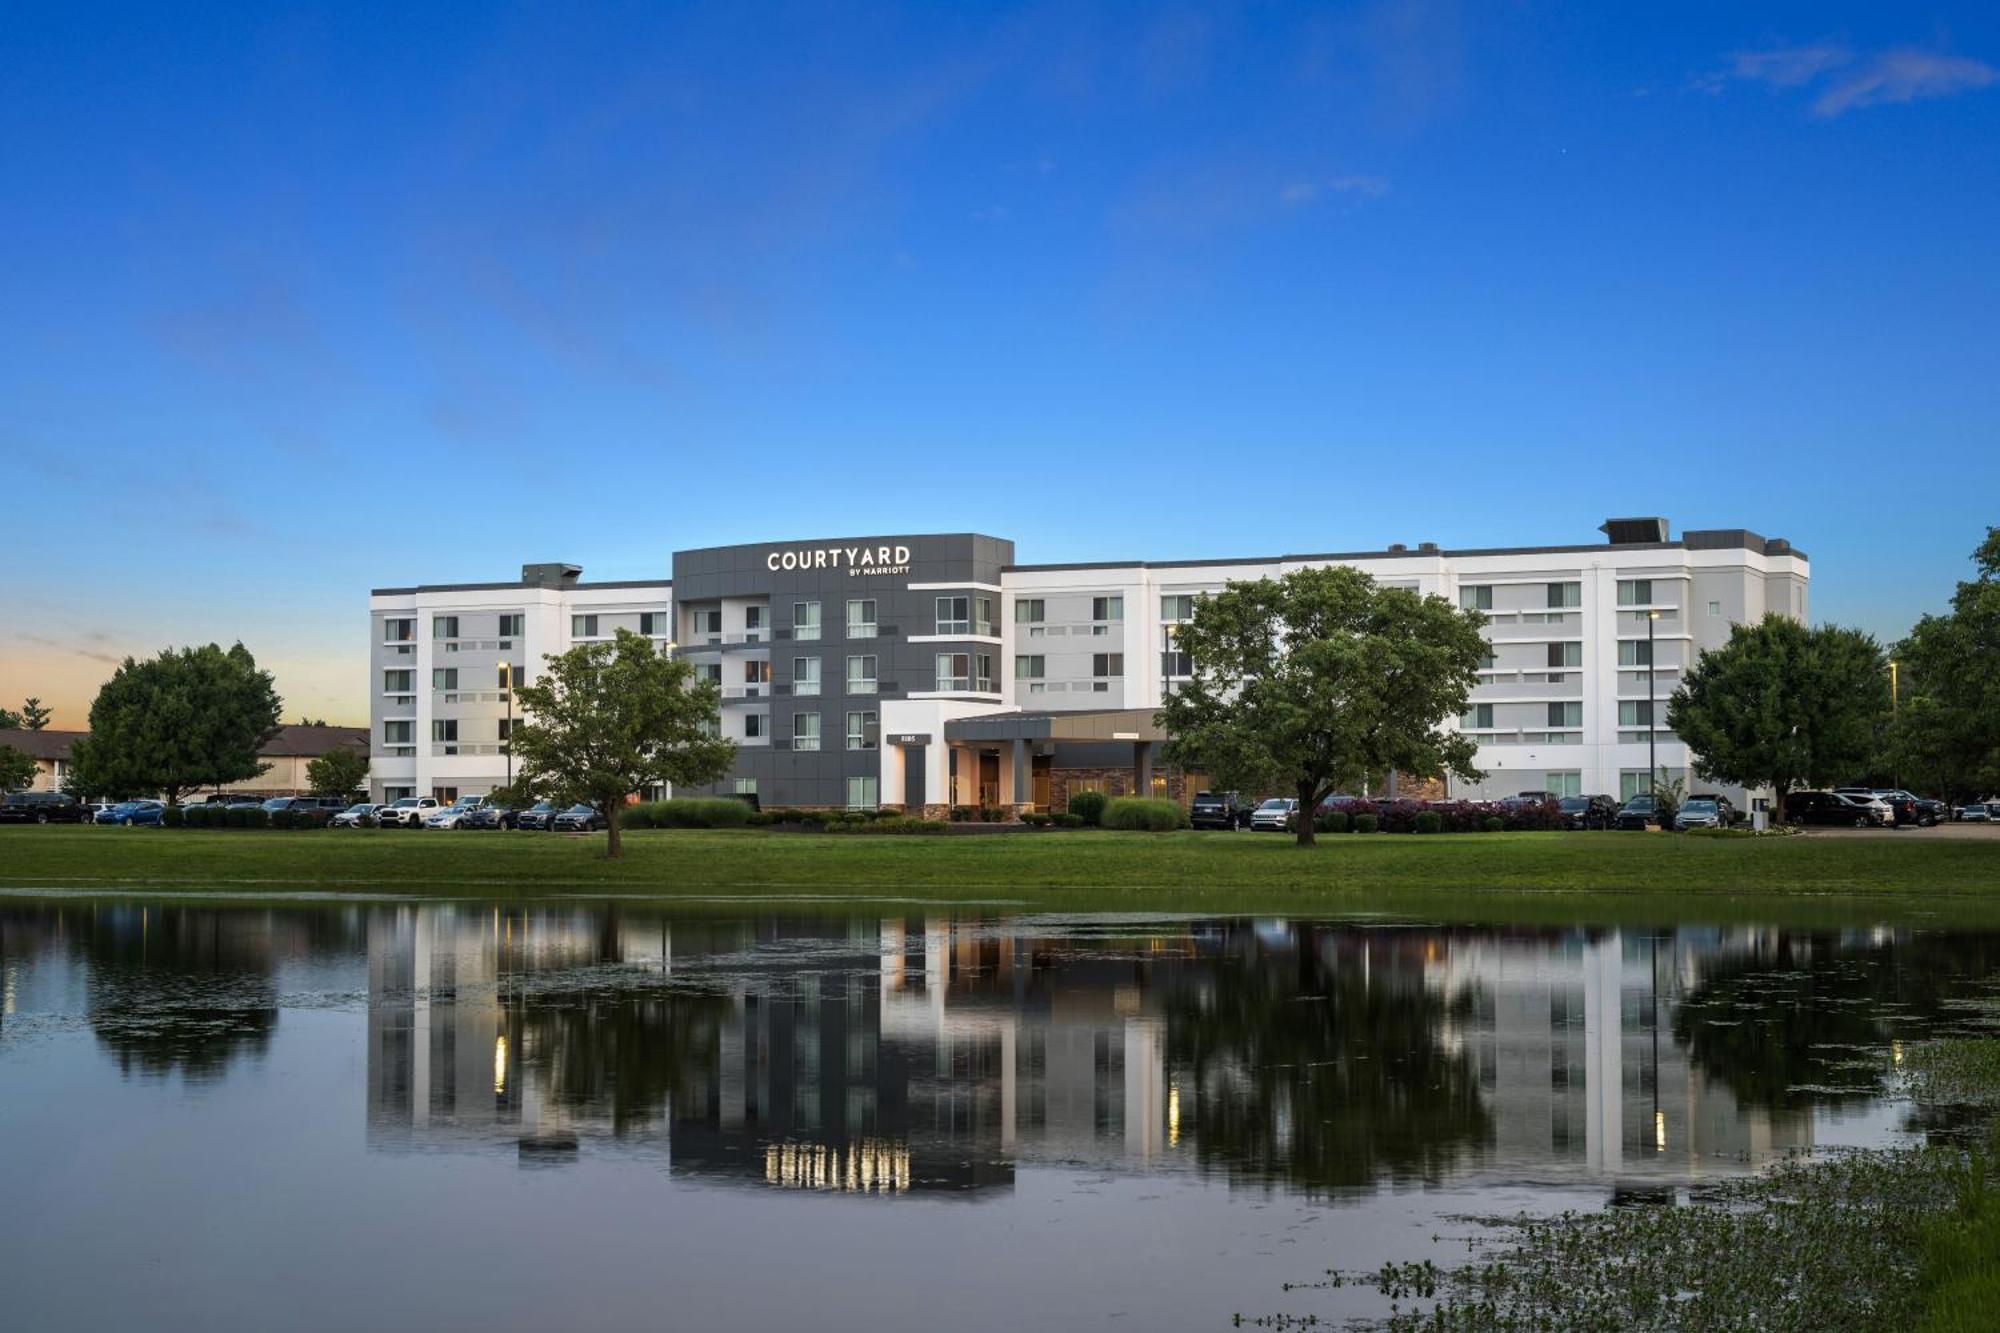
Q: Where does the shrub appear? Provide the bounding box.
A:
[949,805,977,822]
[634,797,752,829]
[1021,812,1051,827]
[1354,814,1379,834]
[1067,791,1109,826]
[162,806,186,828]
[183,806,210,828]
[1103,797,1183,831]
[1314,811,1350,834]
[1413,811,1443,835]
[1480,815,1504,832]
[1057,812,1085,828]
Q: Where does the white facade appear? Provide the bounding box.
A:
[368,523,1808,807]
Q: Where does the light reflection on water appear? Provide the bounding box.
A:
[2,902,1995,1332]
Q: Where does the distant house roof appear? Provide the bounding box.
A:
[0,728,84,761]
[259,725,370,758]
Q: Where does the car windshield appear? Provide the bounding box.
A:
[566,805,594,814]
[1257,799,1288,810]
[1683,800,1717,813]
[1623,797,1654,809]
[344,804,370,812]
[1559,797,1587,811]
[393,799,419,808]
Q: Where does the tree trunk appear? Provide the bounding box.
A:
[1294,779,1317,848]
[1773,784,1789,826]
[605,801,622,859]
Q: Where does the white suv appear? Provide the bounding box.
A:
[1249,797,1299,832]
[377,796,440,828]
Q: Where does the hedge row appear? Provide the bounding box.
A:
[1313,799,1568,834]
[1102,797,1187,831]
[621,798,753,830]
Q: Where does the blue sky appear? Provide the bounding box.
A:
[4,1,1997,725]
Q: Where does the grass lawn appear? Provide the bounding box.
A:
[2,825,1998,922]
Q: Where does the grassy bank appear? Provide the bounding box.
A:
[1,825,1997,920]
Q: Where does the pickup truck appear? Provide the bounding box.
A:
[376,796,441,828]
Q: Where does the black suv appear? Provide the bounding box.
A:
[0,790,89,824]
[1189,791,1250,830]
[1558,794,1620,829]
[514,800,564,831]
[1789,791,1887,827]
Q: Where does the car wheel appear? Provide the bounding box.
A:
[1854,816,1870,829]
[35,812,48,825]
[1789,814,1805,827]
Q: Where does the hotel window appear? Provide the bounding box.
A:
[696,715,720,739]
[1161,594,1196,621]
[695,608,722,638]
[793,713,821,752]
[497,718,512,744]
[744,606,765,639]
[432,615,459,640]
[793,657,821,696]
[432,668,457,690]
[1616,579,1654,606]
[793,600,821,641]
[1548,702,1582,729]
[1160,625,1192,678]
[572,614,599,638]
[498,613,524,638]
[975,596,994,636]
[1707,600,1722,617]
[1092,653,1123,691]
[695,662,722,685]
[1015,598,1044,624]
[1092,595,1123,622]
[936,653,970,691]
[845,775,879,810]
[734,777,758,796]
[847,599,877,638]
[640,611,666,636]
[744,659,770,688]
[382,669,413,694]
[1619,700,1656,727]
[1462,704,1495,729]
[1546,582,1581,609]
[846,710,878,751]
[1478,647,1496,670]
[1548,771,1584,798]
[1015,654,1045,680]
[496,663,514,690]
[1547,643,1581,681]
[1618,640,1654,667]
[936,596,970,635]
[974,653,994,692]
[432,720,458,753]
[383,618,413,643]
[384,720,413,746]
[1460,585,1493,611]
[432,787,458,804]
[745,713,767,739]
[846,655,878,695]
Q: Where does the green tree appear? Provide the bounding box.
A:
[1887,528,2000,803]
[0,705,19,730]
[1666,615,1888,822]
[305,745,370,797]
[0,744,35,791]
[1157,566,1488,847]
[68,643,283,806]
[508,628,735,858]
[20,698,52,731]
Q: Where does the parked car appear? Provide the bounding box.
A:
[97,800,166,826]
[1557,794,1620,830]
[1787,791,1889,828]
[376,796,441,828]
[552,803,606,833]
[1613,796,1659,830]
[1249,797,1299,832]
[1858,788,1945,827]
[1189,791,1250,830]
[262,796,339,826]
[1512,790,1560,805]
[0,790,90,824]
[1961,804,1993,823]
[1674,796,1738,831]
[84,801,118,823]
[462,804,517,830]
[513,800,566,831]
[330,802,381,828]
[423,796,488,830]
[1837,788,1916,827]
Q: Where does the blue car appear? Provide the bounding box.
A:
[97,800,166,826]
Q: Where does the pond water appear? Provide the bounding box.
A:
[3,900,1997,1332]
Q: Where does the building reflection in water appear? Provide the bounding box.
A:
[351,909,1965,1199]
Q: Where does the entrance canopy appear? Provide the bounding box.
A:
[936,709,1174,810]
[941,708,1171,746]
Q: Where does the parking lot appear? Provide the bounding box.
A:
[1803,821,2000,841]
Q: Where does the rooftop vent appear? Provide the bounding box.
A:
[521,562,584,588]
[1387,542,1408,552]
[1417,541,1440,552]
[1600,517,1670,545]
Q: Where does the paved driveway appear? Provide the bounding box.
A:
[1801,821,2000,841]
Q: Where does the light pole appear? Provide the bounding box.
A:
[1889,658,1899,787]
[501,660,513,789]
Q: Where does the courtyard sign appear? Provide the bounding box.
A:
[766,544,914,577]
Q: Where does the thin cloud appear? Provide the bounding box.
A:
[1814,48,1998,116]
[1281,175,1392,205]
[1698,39,1995,116]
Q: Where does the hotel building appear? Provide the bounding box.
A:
[366,518,1807,811]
